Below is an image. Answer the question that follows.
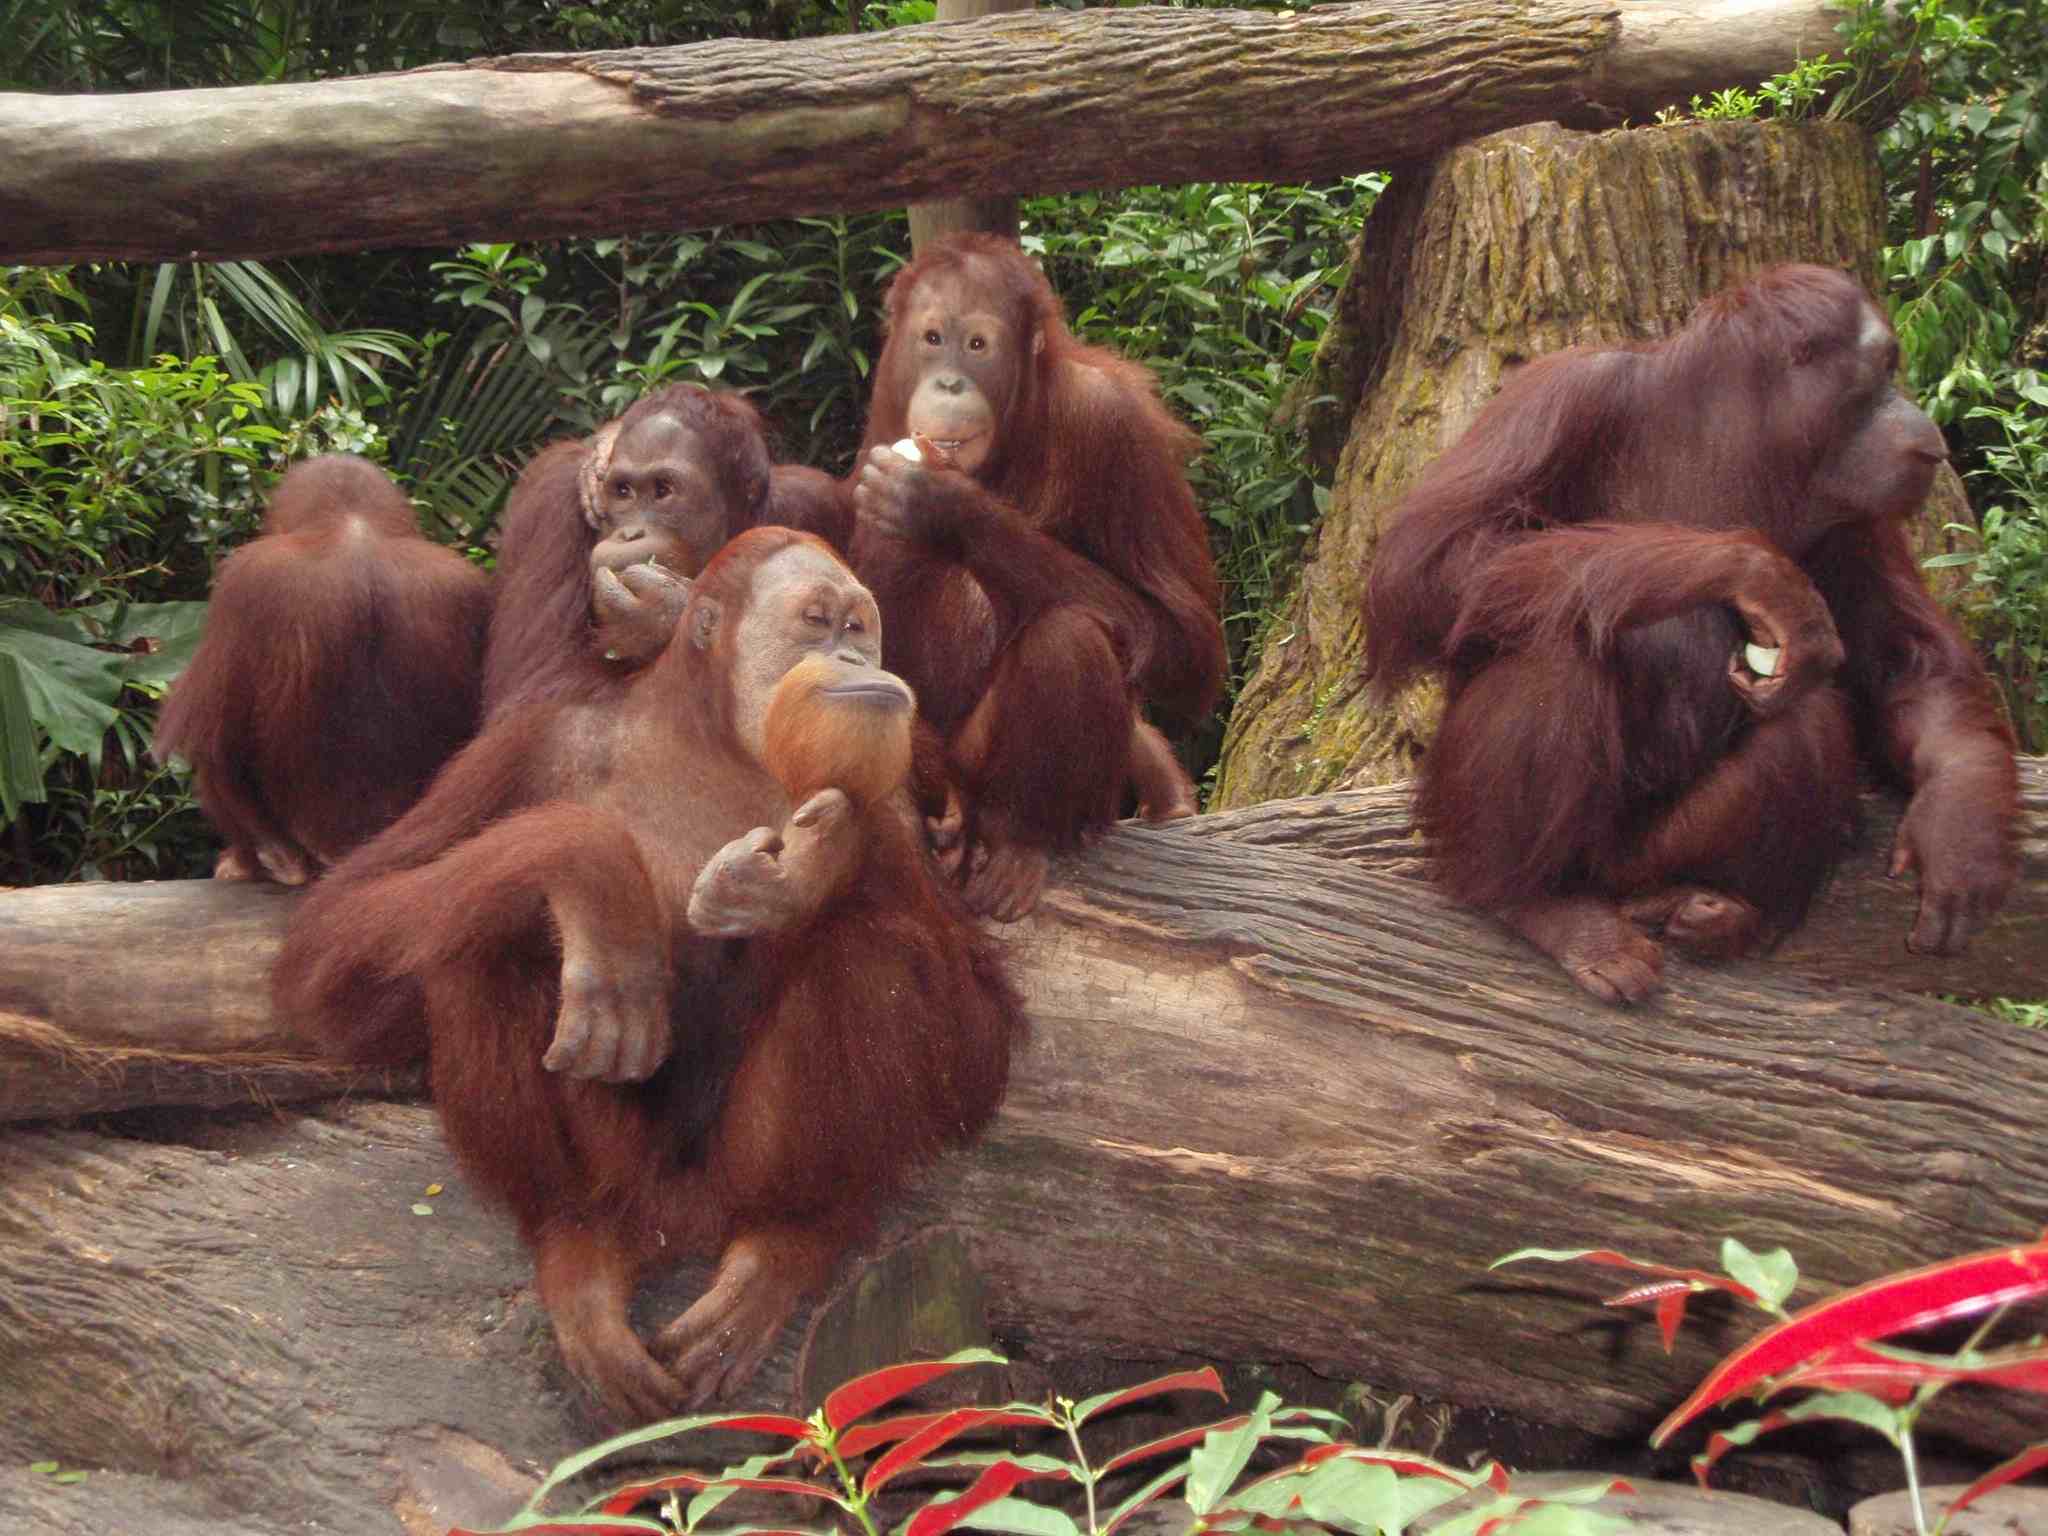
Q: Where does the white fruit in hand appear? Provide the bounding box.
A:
[1744,642,1781,677]
[891,438,923,462]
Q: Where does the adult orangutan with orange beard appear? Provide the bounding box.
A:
[274,529,1023,1420]
[850,234,1226,919]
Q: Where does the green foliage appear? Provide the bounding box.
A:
[0,264,380,878]
[1756,54,1855,120]
[124,260,418,419]
[1,266,379,606]
[1023,177,1383,677]
[1650,56,1851,124]
[1981,997,2048,1028]
[1830,0,2048,746]
[1923,372,2048,743]
[555,216,904,463]
[0,0,860,91]
[451,1352,1626,1536]
[0,597,213,879]
[1691,86,1764,121]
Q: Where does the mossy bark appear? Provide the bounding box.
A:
[1212,118,1974,808]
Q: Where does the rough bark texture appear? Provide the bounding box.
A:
[1212,118,1979,807]
[3,772,2046,1533]
[904,0,1031,253]
[0,1,1846,264]
[1,762,2044,1123]
[0,879,418,1122]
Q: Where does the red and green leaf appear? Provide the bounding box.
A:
[1304,1444,1492,1488]
[903,1457,1073,1536]
[1598,1280,1698,1353]
[863,1406,1055,1494]
[1652,1241,2048,1446]
[599,1470,718,1515]
[1766,1339,2048,1403]
[822,1350,1007,1431]
[1942,1442,2048,1521]
[526,1411,818,1513]
[1070,1368,1227,1424]
[1689,1394,1900,1488]
[1097,1407,1329,1479]
[1492,1248,1764,1307]
[834,1411,953,1461]
[1100,1417,1250,1476]
[839,1403,1056,1461]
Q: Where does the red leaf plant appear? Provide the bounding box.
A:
[1501,1237,2048,1536]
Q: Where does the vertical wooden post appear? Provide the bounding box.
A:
[905,0,1033,254]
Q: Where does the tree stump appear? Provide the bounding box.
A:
[1212,118,1976,807]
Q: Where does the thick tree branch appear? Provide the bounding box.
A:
[1,763,2042,1125]
[0,1,1844,264]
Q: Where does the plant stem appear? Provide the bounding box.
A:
[1900,1424,1929,1536]
[824,1439,883,1536]
[1062,1410,1100,1535]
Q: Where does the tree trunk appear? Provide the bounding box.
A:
[2,771,2046,1533]
[2,765,2044,1124]
[0,1,1847,265]
[1212,118,1979,806]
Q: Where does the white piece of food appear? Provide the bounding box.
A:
[890,437,923,462]
[1744,642,1782,677]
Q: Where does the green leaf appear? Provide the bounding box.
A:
[1293,1457,1402,1534]
[74,600,211,689]
[1185,1392,1273,1513]
[950,1498,1083,1536]
[27,1462,58,1476]
[1719,1240,1798,1312]
[1102,1464,1195,1536]
[0,656,45,821]
[0,603,125,760]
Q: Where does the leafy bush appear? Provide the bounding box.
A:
[1928,372,2048,744]
[0,264,383,879]
[1839,0,2048,747]
[1023,177,1384,681]
[453,1350,1629,1536]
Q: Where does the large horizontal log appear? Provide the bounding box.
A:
[2,766,2042,1125]
[2,768,2046,1532]
[0,1,1844,264]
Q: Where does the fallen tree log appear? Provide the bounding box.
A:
[3,767,2043,1125]
[2,769,2045,1533]
[0,0,1844,264]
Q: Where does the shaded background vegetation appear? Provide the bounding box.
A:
[0,0,2041,884]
